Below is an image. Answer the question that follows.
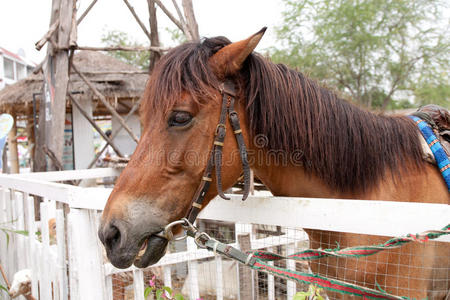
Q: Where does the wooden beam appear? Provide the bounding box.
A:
[170,0,192,41]
[68,93,124,157]
[7,111,19,174]
[122,0,151,40]
[86,99,140,169]
[42,0,75,171]
[32,60,44,74]
[237,233,254,300]
[34,84,47,172]
[147,0,161,71]
[182,0,199,41]
[35,20,60,51]
[76,0,98,25]
[69,0,78,48]
[71,64,139,143]
[154,0,184,32]
[42,145,64,171]
[74,45,167,53]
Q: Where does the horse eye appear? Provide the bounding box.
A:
[168,111,193,127]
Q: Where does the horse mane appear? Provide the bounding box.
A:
[142,36,425,193]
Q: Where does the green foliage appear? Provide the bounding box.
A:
[144,275,185,300]
[101,30,150,70]
[0,219,29,247]
[271,0,450,110]
[0,283,7,296]
[165,27,187,45]
[293,285,325,300]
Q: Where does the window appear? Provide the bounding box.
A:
[4,58,14,79]
[17,63,26,80]
[27,66,34,76]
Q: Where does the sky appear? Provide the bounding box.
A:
[0,0,285,64]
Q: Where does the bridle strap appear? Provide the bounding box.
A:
[186,80,249,224]
[213,88,231,200]
[228,97,251,200]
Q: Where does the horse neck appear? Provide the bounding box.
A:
[249,150,349,199]
[249,145,450,203]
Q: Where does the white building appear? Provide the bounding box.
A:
[0,47,35,90]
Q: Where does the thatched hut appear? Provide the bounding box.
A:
[0,50,148,116]
[0,51,149,173]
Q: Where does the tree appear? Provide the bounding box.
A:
[101,30,151,70]
[271,0,449,110]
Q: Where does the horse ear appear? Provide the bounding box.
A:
[210,27,267,79]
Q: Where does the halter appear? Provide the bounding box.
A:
[157,80,251,241]
[185,80,251,224]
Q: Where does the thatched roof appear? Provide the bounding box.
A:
[0,51,149,116]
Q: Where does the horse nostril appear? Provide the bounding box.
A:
[102,224,122,251]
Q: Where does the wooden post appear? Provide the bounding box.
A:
[42,0,75,171]
[7,111,19,174]
[69,94,123,157]
[26,107,36,171]
[86,99,140,168]
[182,0,199,41]
[71,64,139,143]
[35,93,47,172]
[237,234,254,300]
[122,0,151,40]
[148,0,161,72]
[235,223,254,300]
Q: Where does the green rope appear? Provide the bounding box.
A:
[202,224,450,299]
[251,224,450,262]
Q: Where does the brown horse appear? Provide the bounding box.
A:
[99,29,449,298]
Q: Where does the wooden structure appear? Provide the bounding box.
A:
[0,51,148,173]
[0,0,199,174]
[0,168,448,299]
[32,0,199,172]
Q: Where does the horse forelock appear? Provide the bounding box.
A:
[140,35,425,193]
[140,37,231,121]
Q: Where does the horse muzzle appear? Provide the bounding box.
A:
[98,218,168,268]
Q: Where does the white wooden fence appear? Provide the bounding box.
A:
[0,168,448,300]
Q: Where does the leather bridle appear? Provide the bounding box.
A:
[156,80,251,241]
[184,80,251,224]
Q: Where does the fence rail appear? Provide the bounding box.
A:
[0,168,448,300]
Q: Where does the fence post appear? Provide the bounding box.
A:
[23,192,39,298]
[40,201,52,300]
[187,237,200,300]
[0,189,6,278]
[0,188,8,292]
[235,223,254,300]
[105,275,113,300]
[56,208,69,300]
[133,269,145,300]
[286,228,296,299]
[15,192,26,271]
[215,255,224,300]
[67,208,106,300]
[163,265,172,298]
[5,189,13,282]
[267,247,275,300]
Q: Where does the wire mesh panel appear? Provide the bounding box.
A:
[306,230,449,299]
[105,221,449,300]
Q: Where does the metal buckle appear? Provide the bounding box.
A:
[215,123,226,135]
[194,232,212,248]
[160,218,198,241]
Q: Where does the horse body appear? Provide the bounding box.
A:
[252,158,449,298]
[99,29,449,298]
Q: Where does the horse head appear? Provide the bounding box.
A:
[98,29,266,268]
